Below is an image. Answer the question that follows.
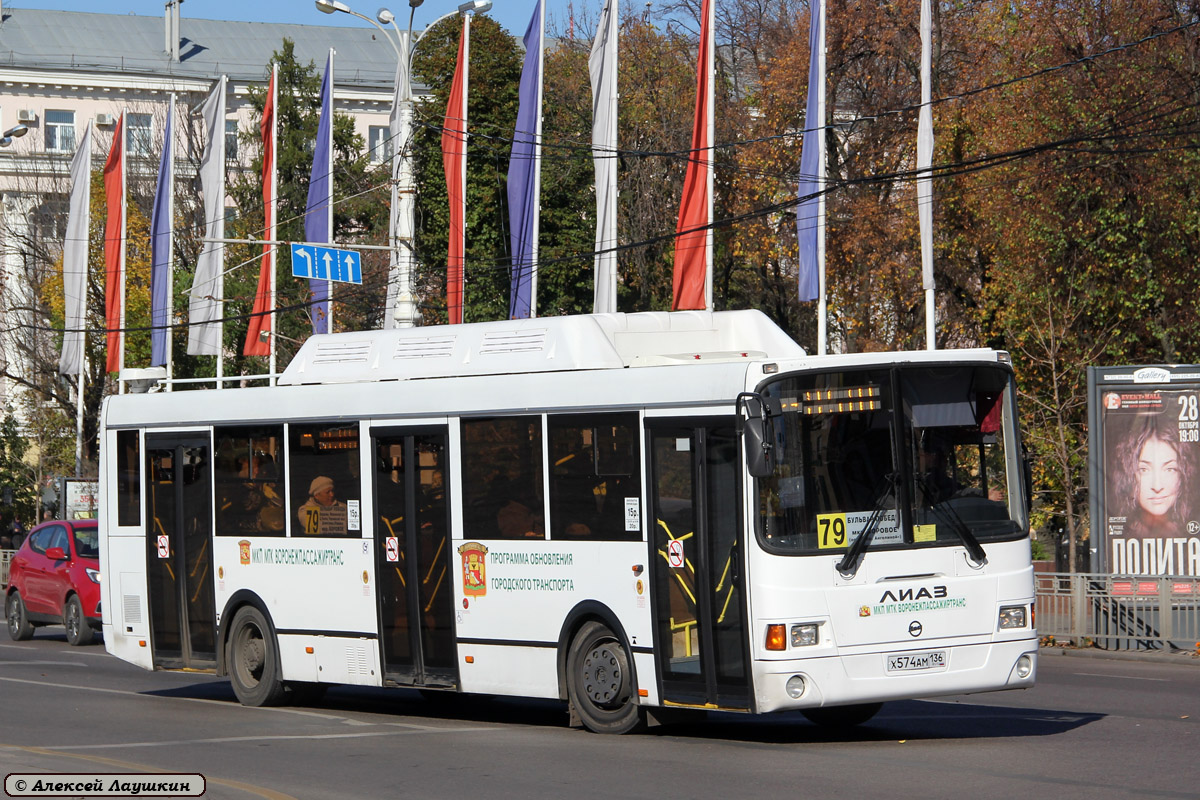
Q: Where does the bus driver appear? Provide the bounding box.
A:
[298,475,348,535]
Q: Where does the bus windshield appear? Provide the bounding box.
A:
[757,364,1025,555]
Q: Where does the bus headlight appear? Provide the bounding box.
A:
[785,675,807,699]
[791,623,819,647]
[998,605,1028,629]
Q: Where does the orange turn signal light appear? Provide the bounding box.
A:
[305,646,314,654]
[638,689,648,697]
[765,624,786,651]
[465,655,475,664]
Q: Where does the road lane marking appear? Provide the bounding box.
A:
[1073,672,1169,682]
[0,675,486,729]
[37,726,497,751]
[0,744,297,800]
[0,660,88,667]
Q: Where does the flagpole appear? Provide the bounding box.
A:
[269,63,278,383]
[75,353,86,477]
[461,16,470,320]
[165,93,176,390]
[118,110,127,395]
[216,76,226,384]
[529,0,545,318]
[919,0,935,350]
[816,0,827,356]
[703,0,714,312]
[327,49,335,333]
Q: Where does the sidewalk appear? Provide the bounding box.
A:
[1039,643,1200,665]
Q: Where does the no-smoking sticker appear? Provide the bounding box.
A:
[668,539,684,569]
[385,537,399,562]
[157,535,169,559]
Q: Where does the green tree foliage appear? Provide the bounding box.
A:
[411,15,522,323]
[0,409,37,531]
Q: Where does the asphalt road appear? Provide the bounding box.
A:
[1,631,1197,800]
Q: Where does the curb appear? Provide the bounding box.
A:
[1039,645,1200,665]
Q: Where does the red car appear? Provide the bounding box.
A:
[5,519,101,646]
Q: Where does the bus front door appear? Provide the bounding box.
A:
[371,428,458,688]
[144,435,216,670]
[648,421,751,710]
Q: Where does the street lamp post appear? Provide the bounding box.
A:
[316,0,491,328]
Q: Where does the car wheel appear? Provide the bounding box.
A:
[801,702,884,729]
[566,621,644,734]
[227,606,285,707]
[64,595,94,646]
[6,591,34,641]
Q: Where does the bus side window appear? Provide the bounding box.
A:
[461,417,545,540]
[214,426,286,537]
[548,413,641,541]
[288,424,361,537]
[116,429,141,526]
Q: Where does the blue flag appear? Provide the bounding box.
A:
[305,51,333,334]
[507,0,543,319]
[150,105,173,366]
[796,1,823,303]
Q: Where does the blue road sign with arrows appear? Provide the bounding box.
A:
[290,243,363,285]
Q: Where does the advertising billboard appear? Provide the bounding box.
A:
[1089,365,1200,576]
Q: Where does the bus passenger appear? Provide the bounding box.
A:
[298,475,348,535]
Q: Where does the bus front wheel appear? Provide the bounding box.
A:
[227,606,285,707]
[566,621,644,734]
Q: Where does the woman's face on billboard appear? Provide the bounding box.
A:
[1137,435,1181,517]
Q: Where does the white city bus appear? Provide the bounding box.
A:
[96,310,1036,733]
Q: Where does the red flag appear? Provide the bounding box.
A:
[103,114,125,372]
[441,17,469,325]
[245,69,276,356]
[672,0,713,311]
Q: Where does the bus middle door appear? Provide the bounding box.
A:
[371,427,458,688]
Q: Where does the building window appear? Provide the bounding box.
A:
[368,125,392,164]
[225,119,238,161]
[127,113,153,157]
[44,110,76,153]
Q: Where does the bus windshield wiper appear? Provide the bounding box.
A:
[836,472,896,576]
[915,479,988,564]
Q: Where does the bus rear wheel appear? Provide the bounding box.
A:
[566,621,644,734]
[801,702,883,729]
[227,606,285,707]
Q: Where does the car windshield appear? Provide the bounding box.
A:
[757,364,1025,555]
[73,526,99,559]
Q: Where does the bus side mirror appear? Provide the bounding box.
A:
[739,392,778,479]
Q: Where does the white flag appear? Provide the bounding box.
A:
[590,0,618,313]
[917,0,934,291]
[188,76,227,356]
[59,122,92,376]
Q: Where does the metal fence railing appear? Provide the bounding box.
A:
[1,549,13,589]
[1036,572,1200,651]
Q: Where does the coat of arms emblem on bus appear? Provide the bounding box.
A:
[239,540,251,566]
[458,542,489,597]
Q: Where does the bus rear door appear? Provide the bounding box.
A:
[647,420,751,711]
[144,434,217,670]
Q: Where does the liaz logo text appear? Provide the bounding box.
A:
[879,585,948,603]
